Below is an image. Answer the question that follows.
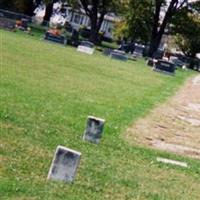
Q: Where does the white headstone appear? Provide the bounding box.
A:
[77,45,94,55]
[83,116,105,144]
[47,146,81,183]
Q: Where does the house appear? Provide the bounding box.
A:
[34,2,120,40]
[67,8,119,39]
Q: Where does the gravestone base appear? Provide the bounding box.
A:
[83,116,105,144]
[47,146,81,183]
[153,60,175,75]
[153,68,175,76]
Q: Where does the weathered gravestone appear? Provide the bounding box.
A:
[77,41,95,55]
[110,50,128,62]
[83,116,105,144]
[132,44,145,57]
[47,146,81,183]
[44,31,67,45]
[153,60,175,75]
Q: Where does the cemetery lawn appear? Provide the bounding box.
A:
[1,29,200,200]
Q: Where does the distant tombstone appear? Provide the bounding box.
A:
[146,58,157,67]
[83,116,105,144]
[103,48,113,56]
[44,31,67,45]
[71,29,79,46]
[169,56,185,68]
[77,41,95,55]
[47,146,81,183]
[133,44,145,57]
[153,49,164,59]
[153,59,175,75]
[110,50,128,62]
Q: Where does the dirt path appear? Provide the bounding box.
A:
[125,74,200,159]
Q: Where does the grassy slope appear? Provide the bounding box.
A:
[0,29,200,200]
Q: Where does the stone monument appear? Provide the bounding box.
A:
[47,146,81,183]
[83,116,105,144]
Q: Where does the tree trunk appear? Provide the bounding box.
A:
[89,11,105,44]
[43,2,53,22]
[148,0,180,57]
[148,0,162,57]
[89,14,97,43]
[79,0,106,44]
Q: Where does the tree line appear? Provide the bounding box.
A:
[0,0,200,58]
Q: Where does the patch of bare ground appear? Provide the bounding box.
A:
[125,74,200,159]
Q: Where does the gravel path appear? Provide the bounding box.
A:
[125,74,200,159]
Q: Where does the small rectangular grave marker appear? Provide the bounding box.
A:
[153,60,175,75]
[110,50,128,61]
[77,41,94,55]
[156,157,188,168]
[47,146,81,183]
[83,116,105,144]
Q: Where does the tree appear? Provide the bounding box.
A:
[148,0,189,57]
[78,0,117,44]
[43,0,59,23]
[117,0,189,53]
[0,0,35,16]
[113,20,129,41]
[14,0,35,16]
[172,5,200,58]
[125,0,153,44]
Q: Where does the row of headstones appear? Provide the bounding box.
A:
[44,32,96,55]
[44,30,146,62]
[102,46,165,63]
[44,33,131,62]
[45,30,176,71]
[47,116,105,183]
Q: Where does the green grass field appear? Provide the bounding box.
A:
[1,29,200,200]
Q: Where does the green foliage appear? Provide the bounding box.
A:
[0,0,34,15]
[173,8,200,57]
[116,0,153,43]
[126,0,153,43]
[113,20,129,40]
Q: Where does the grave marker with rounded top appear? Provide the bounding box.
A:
[83,116,105,144]
[47,146,81,183]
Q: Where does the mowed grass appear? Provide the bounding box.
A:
[1,29,200,200]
